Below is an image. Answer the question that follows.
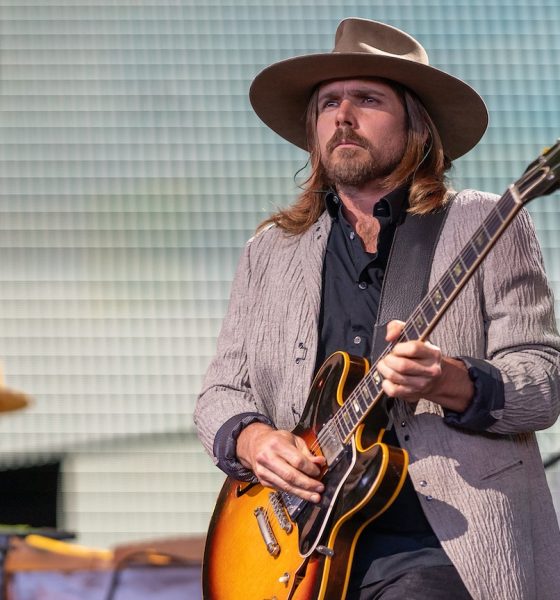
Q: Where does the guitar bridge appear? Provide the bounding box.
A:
[269,492,293,533]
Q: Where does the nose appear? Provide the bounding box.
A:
[335,99,356,128]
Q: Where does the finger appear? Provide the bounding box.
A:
[379,359,443,401]
[385,319,406,342]
[248,431,325,502]
[381,378,418,400]
[388,341,442,365]
[255,462,324,503]
[296,437,327,469]
[381,353,440,377]
[270,437,323,479]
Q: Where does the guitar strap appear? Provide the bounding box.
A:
[370,193,454,364]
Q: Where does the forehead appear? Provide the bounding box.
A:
[317,77,399,97]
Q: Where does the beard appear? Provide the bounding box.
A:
[322,128,405,188]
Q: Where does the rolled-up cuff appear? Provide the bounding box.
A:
[443,356,505,431]
[213,412,275,481]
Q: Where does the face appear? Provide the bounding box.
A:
[315,78,408,188]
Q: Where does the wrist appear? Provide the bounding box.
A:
[432,357,475,412]
[236,422,275,469]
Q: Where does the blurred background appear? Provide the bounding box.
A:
[0,0,558,564]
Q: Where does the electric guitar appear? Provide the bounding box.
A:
[203,141,560,600]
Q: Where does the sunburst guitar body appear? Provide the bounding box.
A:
[203,352,408,599]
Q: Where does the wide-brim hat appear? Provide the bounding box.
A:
[249,18,488,160]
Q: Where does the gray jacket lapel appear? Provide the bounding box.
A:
[297,211,331,321]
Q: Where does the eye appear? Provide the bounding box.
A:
[362,95,379,105]
[320,99,338,111]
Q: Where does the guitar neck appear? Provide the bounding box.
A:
[332,186,525,443]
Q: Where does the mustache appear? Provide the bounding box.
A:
[326,128,370,154]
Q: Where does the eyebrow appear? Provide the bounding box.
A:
[317,86,389,102]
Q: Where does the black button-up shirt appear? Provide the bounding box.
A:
[314,187,406,370]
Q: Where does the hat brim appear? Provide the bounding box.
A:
[250,53,488,160]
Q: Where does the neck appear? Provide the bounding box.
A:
[336,182,391,228]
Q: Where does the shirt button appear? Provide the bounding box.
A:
[358,281,368,290]
[426,495,433,501]
[349,231,355,240]
[353,336,362,345]
[400,421,406,427]
[419,480,427,487]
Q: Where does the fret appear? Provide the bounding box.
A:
[440,274,455,298]
[493,203,508,223]
[472,227,489,252]
[403,320,421,340]
[345,409,358,435]
[420,300,436,324]
[450,255,469,285]
[351,396,363,419]
[413,307,429,334]
[480,219,495,243]
[497,192,517,219]
[341,406,354,433]
[358,386,370,412]
[487,196,517,236]
[335,413,350,440]
[472,195,518,256]
[463,240,479,268]
[430,285,446,309]
[369,369,383,396]
[482,213,502,239]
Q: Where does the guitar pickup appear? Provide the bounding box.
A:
[319,423,345,465]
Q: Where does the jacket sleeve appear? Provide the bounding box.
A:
[193,238,273,470]
[468,207,560,434]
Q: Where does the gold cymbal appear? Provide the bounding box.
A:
[0,387,29,412]
[0,363,30,413]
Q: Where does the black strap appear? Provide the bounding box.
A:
[370,196,453,363]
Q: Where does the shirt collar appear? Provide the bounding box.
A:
[325,186,408,224]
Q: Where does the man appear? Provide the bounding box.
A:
[194,18,560,599]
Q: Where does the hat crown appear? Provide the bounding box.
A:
[333,18,429,65]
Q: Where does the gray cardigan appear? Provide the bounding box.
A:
[195,189,560,599]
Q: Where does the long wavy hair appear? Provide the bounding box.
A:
[258,79,453,235]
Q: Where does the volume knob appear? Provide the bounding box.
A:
[278,572,290,584]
